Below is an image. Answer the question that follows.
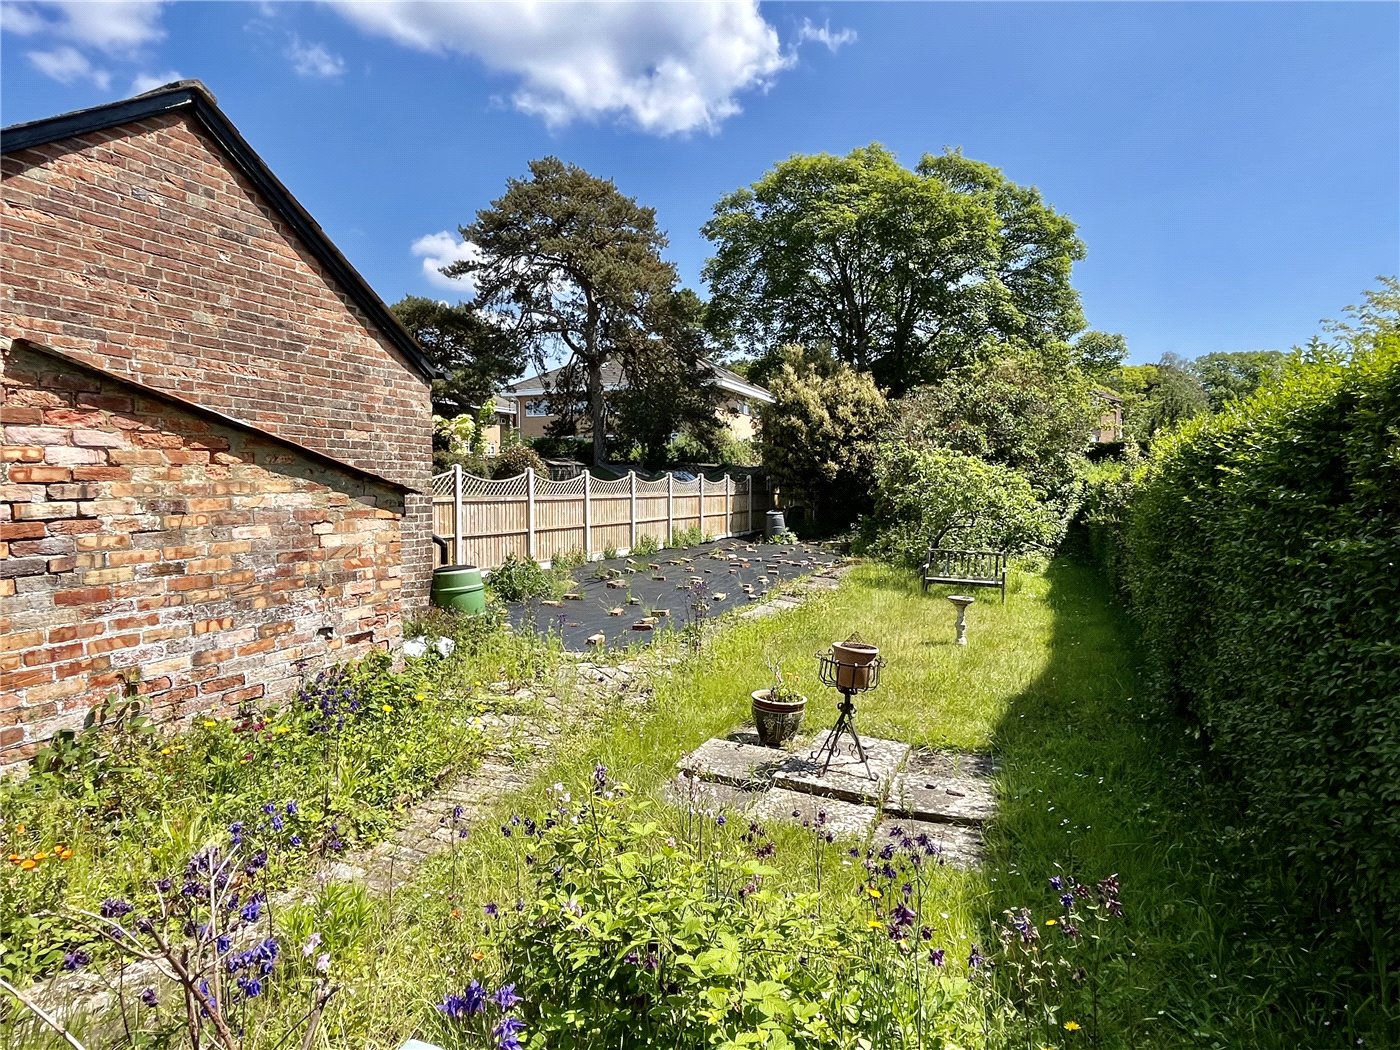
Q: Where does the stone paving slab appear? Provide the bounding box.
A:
[885,750,997,826]
[677,736,789,787]
[663,775,761,816]
[772,732,910,806]
[875,817,986,870]
[752,786,879,839]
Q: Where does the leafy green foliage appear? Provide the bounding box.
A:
[1186,349,1286,411]
[487,553,565,602]
[492,776,974,1049]
[703,144,1086,395]
[490,443,546,480]
[860,444,1066,568]
[894,342,1096,505]
[1098,338,1400,965]
[631,533,662,557]
[392,295,525,417]
[757,345,889,528]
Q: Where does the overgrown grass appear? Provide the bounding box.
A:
[11,558,1394,1048]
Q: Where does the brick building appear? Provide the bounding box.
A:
[1,81,436,766]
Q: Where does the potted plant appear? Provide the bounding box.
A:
[831,639,879,691]
[751,661,806,747]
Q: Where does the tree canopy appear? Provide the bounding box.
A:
[1187,350,1287,411]
[702,144,1086,395]
[446,157,708,465]
[391,295,525,418]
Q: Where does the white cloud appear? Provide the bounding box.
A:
[411,231,483,292]
[130,69,182,94]
[1,1,168,54]
[28,45,110,89]
[797,19,856,54]
[287,35,346,78]
[326,0,795,135]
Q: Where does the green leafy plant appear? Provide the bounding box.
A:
[487,553,558,603]
[671,524,704,549]
[632,534,662,557]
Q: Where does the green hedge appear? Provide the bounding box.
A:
[1100,341,1400,950]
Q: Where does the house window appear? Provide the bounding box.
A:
[525,400,551,417]
[736,400,751,416]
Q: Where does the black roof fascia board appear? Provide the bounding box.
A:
[5,337,421,494]
[1,84,440,384]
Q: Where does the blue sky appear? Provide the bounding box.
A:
[2,1,1396,364]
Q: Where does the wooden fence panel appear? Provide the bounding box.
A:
[431,467,773,570]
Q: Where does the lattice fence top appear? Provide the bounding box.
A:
[462,472,526,498]
[537,474,586,497]
[672,477,700,494]
[636,476,669,493]
[591,475,631,494]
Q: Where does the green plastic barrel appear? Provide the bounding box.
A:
[431,565,486,615]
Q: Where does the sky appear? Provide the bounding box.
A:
[2,1,1397,365]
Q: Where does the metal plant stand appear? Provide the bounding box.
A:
[813,638,885,779]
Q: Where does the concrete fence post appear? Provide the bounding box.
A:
[583,469,592,557]
[452,463,464,565]
[526,467,537,561]
[628,471,637,552]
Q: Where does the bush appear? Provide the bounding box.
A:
[859,444,1066,569]
[1123,340,1400,958]
[486,553,564,602]
[631,534,662,557]
[490,444,547,479]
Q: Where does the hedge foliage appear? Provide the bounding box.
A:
[1086,340,1400,948]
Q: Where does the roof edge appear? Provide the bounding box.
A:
[4,337,422,495]
[1,80,439,385]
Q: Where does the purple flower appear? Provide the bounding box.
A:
[484,902,500,918]
[492,983,522,1011]
[271,814,285,832]
[229,822,245,846]
[452,804,464,822]
[929,948,946,966]
[62,950,91,971]
[715,814,727,826]
[969,945,985,970]
[240,892,264,924]
[100,898,133,919]
[139,987,158,1007]
[892,904,917,928]
[439,980,487,1020]
[593,763,608,793]
[286,801,299,816]
[1049,875,1064,891]
[216,935,232,955]
[289,835,303,847]
[262,802,277,816]
[1060,893,1075,910]
[236,975,263,999]
[493,1015,526,1050]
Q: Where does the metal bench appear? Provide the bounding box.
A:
[921,547,1008,603]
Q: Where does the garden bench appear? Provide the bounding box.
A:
[920,547,1008,603]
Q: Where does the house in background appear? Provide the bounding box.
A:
[1,81,435,765]
[1091,389,1125,443]
[500,360,774,443]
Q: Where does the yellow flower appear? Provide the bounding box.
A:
[1064,1021,1081,1032]
[15,824,25,834]
[59,849,74,860]
[382,704,394,713]
[202,720,217,728]
[33,851,47,861]
[867,920,884,930]
[161,747,172,755]
[471,950,485,962]
[1045,918,1058,926]
[273,725,291,735]
[866,887,882,899]
[20,859,36,871]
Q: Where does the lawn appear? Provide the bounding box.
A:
[9,554,1388,1049]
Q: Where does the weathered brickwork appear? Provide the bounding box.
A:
[1,342,406,766]
[0,107,433,602]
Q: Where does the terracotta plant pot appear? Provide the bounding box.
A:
[751,689,806,747]
[831,641,879,691]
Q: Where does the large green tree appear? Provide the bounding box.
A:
[390,296,525,417]
[702,144,1086,395]
[446,157,704,465]
[1187,350,1287,411]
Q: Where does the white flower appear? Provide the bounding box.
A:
[434,636,456,657]
[403,637,429,659]
[315,952,330,973]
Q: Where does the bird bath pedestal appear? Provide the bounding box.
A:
[947,594,975,646]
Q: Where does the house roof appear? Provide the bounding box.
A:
[5,337,417,492]
[1,80,438,383]
[504,358,774,404]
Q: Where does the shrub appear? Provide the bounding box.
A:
[1123,340,1400,958]
[671,524,704,548]
[631,534,662,557]
[859,444,1066,569]
[490,444,547,479]
[486,553,562,602]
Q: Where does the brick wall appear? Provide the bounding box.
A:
[0,108,432,601]
[1,342,407,767]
